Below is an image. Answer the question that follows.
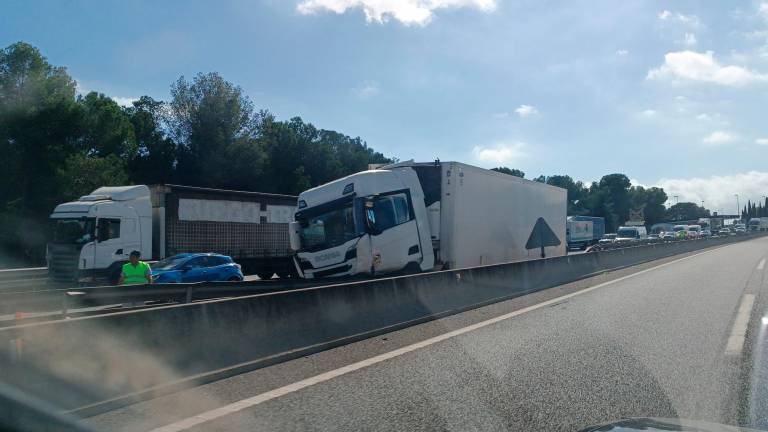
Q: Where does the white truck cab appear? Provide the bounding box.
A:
[290,168,434,279]
[48,186,152,283]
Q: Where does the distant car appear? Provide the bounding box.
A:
[686,225,701,238]
[151,253,244,283]
[661,231,676,240]
[648,234,660,240]
[700,229,712,237]
[718,228,731,235]
[599,233,617,243]
[735,226,747,233]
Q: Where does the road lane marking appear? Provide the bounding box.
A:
[758,259,765,270]
[149,245,733,432]
[725,294,756,355]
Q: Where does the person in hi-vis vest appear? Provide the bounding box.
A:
[119,250,152,285]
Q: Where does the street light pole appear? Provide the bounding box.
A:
[735,194,740,220]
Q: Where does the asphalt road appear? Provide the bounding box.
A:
[86,236,768,431]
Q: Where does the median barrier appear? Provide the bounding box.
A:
[0,233,762,415]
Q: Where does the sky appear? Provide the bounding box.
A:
[3,0,768,213]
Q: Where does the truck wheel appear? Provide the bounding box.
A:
[228,276,241,282]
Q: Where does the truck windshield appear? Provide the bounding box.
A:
[50,218,96,244]
[616,228,638,238]
[296,202,360,252]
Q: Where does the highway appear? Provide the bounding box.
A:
[85,236,768,431]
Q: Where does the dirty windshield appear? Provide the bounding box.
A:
[3,1,768,432]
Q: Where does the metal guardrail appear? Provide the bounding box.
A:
[0,278,328,323]
[0,233,761,323]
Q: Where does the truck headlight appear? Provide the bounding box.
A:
[345,247,357,260]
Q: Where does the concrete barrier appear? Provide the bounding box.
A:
[0,234,761,415]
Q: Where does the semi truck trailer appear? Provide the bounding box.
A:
[48,184,296,284]
[566,216,605,250]
[289,161,566,279]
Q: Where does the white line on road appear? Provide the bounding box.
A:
[758,259,765,271]
[725,294,756,355]
[149,245,733,432]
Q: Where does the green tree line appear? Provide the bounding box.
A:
[0,42,390,265]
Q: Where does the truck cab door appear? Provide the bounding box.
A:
[94,218,127,270]
[366,192,423,274]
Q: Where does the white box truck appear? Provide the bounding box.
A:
[48,184,296,284]
[289,161,566,279]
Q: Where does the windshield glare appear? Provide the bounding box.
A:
[297,203,359,251]
[50,218,95,244]
[151,256,189,270]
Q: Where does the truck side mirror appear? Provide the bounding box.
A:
[289,221,301,251]
[364,201,381,235]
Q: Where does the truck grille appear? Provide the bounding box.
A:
[47,243,81,282]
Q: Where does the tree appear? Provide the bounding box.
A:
[77,92,136,157]
[667,202,709,221]
[0,42,79,264]
[596,174,631,231]
[126,96,177,184]
[168,72,259,188]
[491,167,525,178]
[536,174,588,214]
[58,152,130,201]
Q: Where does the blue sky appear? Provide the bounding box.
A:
[3,0,768,212]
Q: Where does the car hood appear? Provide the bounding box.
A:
[579,418,761,432]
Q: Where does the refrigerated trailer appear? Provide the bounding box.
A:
[290,161,566,279]
[48,184,296,283]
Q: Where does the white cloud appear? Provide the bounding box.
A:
[656,171,768,213]
[353,81,380,98]
[702,131,736,146]
[514,104,538,118]
[616,49,629,56]
[296,0,498,26]
[472,141,527,165]
[112,96,138,107]
[696,113,711,121]
[657,10,700,27]
[760,3,768,20]
[640,109,656,117]
[683,33,697,46]
[647,50,768,86]
[756,138,768,145]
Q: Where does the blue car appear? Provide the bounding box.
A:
[150,253,244,283]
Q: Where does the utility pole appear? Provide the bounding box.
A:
[735,194,740,220]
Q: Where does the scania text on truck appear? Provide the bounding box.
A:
[48,184,296,284]
[566,216,605,250]
[289,161,567,279]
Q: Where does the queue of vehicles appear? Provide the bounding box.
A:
[44,164,765,285]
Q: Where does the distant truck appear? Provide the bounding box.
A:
[697,217,723,232]
[48,184,297,284]
[289,161,567,279]
[748,217,768,232]
[566,216,605,250]
[615,226,648,242]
